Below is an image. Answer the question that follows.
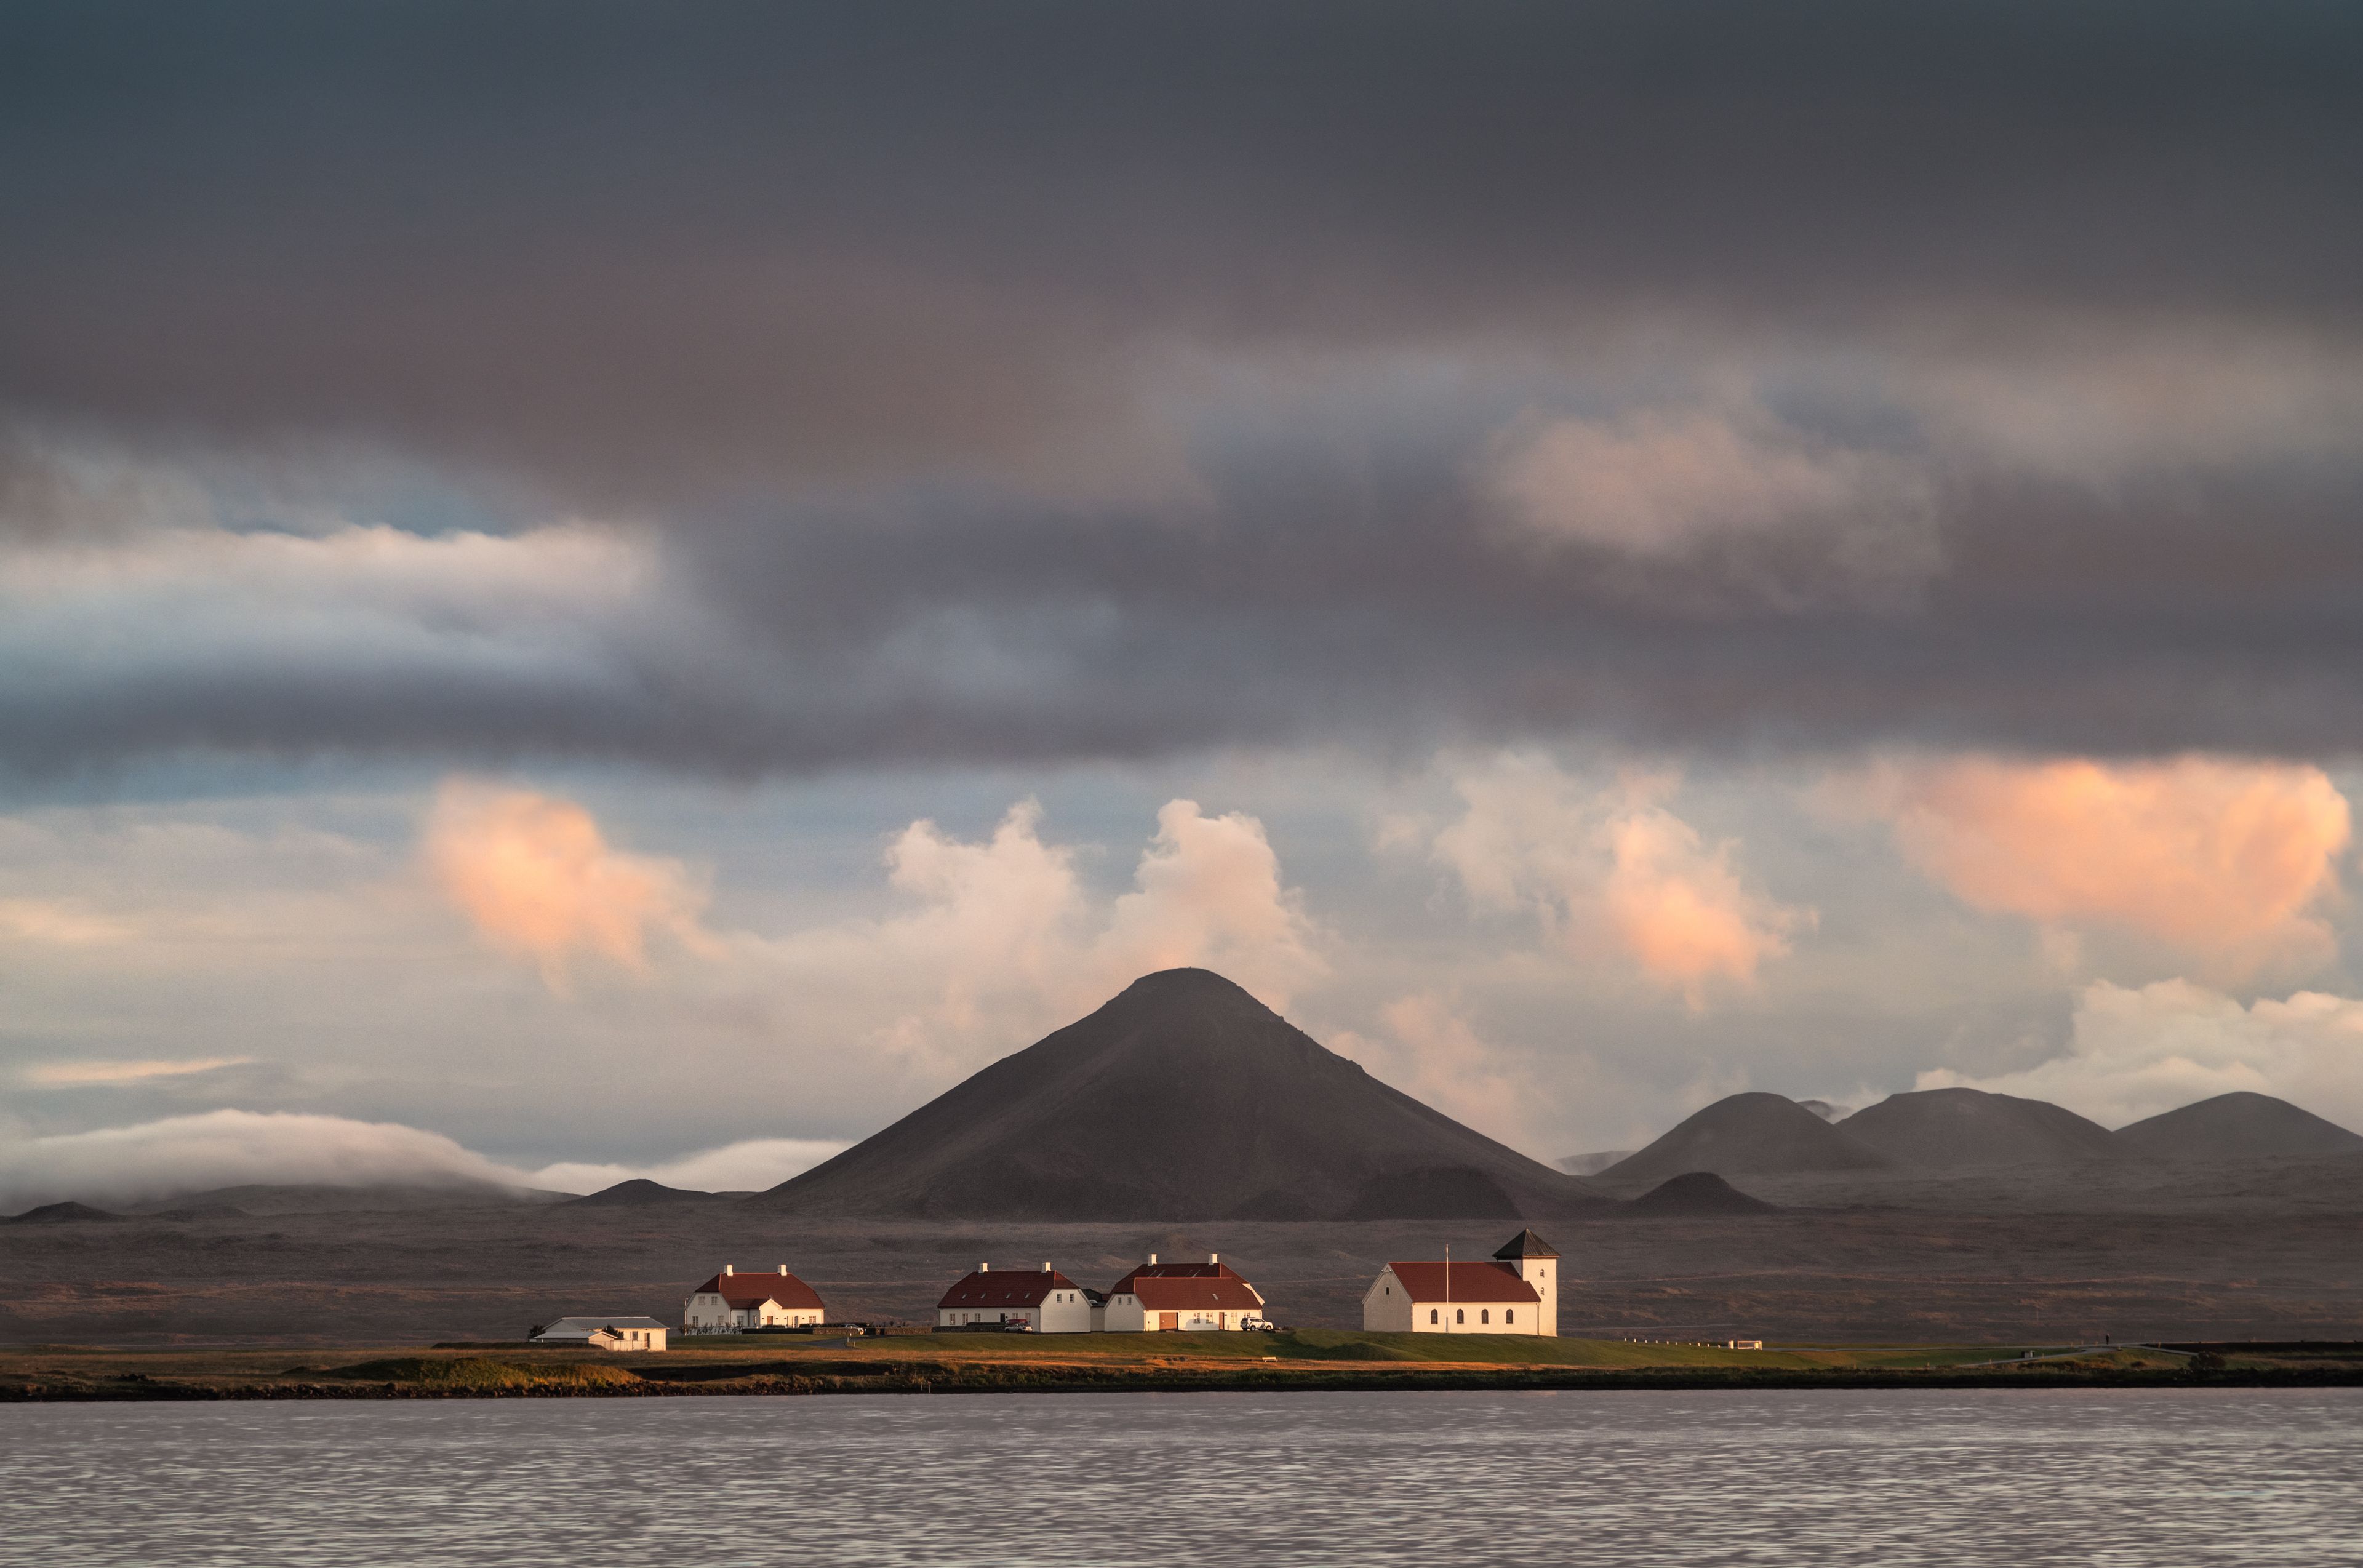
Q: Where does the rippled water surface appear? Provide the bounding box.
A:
[5,1390,2357,1566]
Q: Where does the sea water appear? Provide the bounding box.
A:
[4,1388,2355,1566]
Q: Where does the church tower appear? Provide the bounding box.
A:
[1492,1229,1561,1336]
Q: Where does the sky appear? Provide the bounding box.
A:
[5,1,2363,1205]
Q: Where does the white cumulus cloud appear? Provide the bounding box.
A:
[1429,753,1810,1006]
[1919,978,2363,1134]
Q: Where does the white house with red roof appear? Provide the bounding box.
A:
[1101,1253,1267,1332]
[684,1263,828,1334]
[1361,1229,1559,1335]
[935,1263,1094,1332]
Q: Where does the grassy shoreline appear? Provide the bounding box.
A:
[8,1332,2359,1401]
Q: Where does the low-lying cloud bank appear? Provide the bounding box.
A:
[0,1108,847,1213]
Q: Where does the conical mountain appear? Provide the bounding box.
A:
[1595,1093,1892,1188]
[2114,1092,2363,1162]
[754,968,1611,1221]
[1840,1087,2123,1169]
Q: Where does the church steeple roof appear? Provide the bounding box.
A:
[1492,1228,1561,1260]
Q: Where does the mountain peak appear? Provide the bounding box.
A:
[757,972,1606,1222]
[1108,966,1277,1011]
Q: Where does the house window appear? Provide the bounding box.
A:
[1456,1309,1465,1324]
[1480,1310,1489,1325]
[1506,1310,1515,1324]
[1429,1308,1439,1324]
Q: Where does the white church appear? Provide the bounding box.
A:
[1361,1229,1559,1335]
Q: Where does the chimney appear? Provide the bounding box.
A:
[723,1264,734,1276]
[778,1265,787,1274]
[1210,1253,1218,1265]
[980,1262,990,1272]
[1150,1254,1158,1265]
[1042,1262,1051,1272]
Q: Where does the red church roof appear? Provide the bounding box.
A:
[1383,1261,1540,1303]
[938,1268,1079,1310]
[1108,1260,1265,1311]
[694,1270,826,1312]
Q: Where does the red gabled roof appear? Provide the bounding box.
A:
[694,1271,827,1312]
[1107,1261,1264,1311]
[1383,1261,1540,1305]
[1129,1276,1265,1311]
[937,1269,1078,1310]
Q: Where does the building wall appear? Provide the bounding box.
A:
[1102,1295,1259,1332]
[683,1294,824,1333]
[1407,1298,1539,1334]
[1039,1289,1093,1334]
[937,1305,1046,1330]
[1507,1257,1559,1337]
[1362,1269,1415,1332]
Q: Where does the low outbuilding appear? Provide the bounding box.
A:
[530,1316,670,1351]
[684,1263,828,1334]
[936,1263,1093,1333]
[1102,1253,1266,1332]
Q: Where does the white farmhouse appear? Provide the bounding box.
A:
[936,1263,1094,1333]
[684,1263,828,1334]
[1361,1229,1560,1336]
[530,1316,670,1350]
[1101,1253,1266,1332]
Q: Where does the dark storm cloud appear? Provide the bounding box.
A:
[4,1,2362,774]
[4,0,2356,486]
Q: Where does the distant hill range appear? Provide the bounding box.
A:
[1593,1085,2363,1191]
[756,967,1617,1222]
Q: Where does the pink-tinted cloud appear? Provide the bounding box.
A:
[426,780,713,990]
[1860,756,2351,976]
[1431,753,1809,1005]
[1602,805,1810,1006]
[1330,992,1551,1154]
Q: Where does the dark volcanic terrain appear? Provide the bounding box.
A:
[7,1169,2363,1346]
[8,971,2362,1350]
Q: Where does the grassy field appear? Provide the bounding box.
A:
[2,1330,2345,1400]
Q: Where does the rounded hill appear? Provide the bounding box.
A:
[2114,1092,2363,1161]
[1839,1087,2124,1169]
[1597,1093,1892,1188]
